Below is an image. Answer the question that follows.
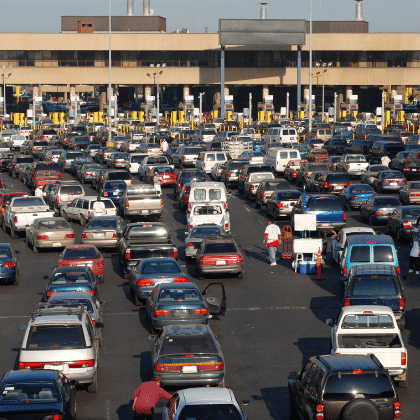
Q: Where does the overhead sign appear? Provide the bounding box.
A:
[394,95,403,105]
[185,95,194,105]
[264,95,273,105]
[146,95,155,106]
[219,19,306,46]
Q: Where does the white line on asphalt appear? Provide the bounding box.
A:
[258,219,264,225]
[106,399,111,420]
[243,206,251,212]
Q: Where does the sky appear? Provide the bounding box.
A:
[0,0,418,34]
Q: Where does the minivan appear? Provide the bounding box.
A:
[261,127,298,146]
[264,148,300,173]
[339,234,399,282]
[188,182,230,210]
[195,151,228,173]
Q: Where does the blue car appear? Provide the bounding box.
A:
[0,370,76,419]
[100,180,126,203]
[360,196,402,225]
[0,243,19,284]
[44,266,98,299]
[292,144,310,158]
[339,183,377,210]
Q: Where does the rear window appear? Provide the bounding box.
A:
[373,246,394,263]
[402,208,420,218]
[131,155,147,163]
[250,173,275,181]
[158,288,202,302]
[180,172,207,182]
[12,197,45,207]
[178,405,242,420]
[193,205,222,215]
[184,148,201,155]
[60,186,83,195]
[87,218,117,229]
[374,197,401,207]
[26,325,86,349]
[347,156,366,162]
[308,164,328,172]
[66,152,84,159]
[35,163,60,172]
[327,174,351,183]
[63,247,101,260]
[89,199,114,209]
[16,157,34,163]
[341,314,394,329]
[160,335,217,355]
[323,373,394,400]
[204,242,237,253]
[47,299,94,313]
[350,246,370,263]
[50,271,90,284]
[382,172,403,179]
[190,226,223,237]
[276,190,302,200]
[108,172,130,180]
[105,181,126,189]
[141,260,181,274]
[0,247,12,259]
[351,278,398,296]
[307,198,343,211]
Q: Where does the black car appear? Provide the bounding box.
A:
[173,170,209,200]
[0,369,76,420]
[387,205,420,240]
[317,172,352,193]
[288,354,401,420]
[344,264,406,329]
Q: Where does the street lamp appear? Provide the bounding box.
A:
[2,65,12,118]
[150,63,165,128]
[315,61,332,122]
[199,92,205,123]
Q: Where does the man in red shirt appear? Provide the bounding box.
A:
[133,376,172,419]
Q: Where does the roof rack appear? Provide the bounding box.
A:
[31,304,86,321]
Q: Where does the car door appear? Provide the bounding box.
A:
[202,283,227,316]
[66,199,78,219]
[27,220,36,244]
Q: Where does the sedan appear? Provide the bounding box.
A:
[145,166,177,186]
[338,184,377,210]
[361,164,391,185]
[185,225,226,259]
[76,163,103,184]
[81,216,126,249]
[196,237,244,279]
[238,151,265,165]
[91,168,109,191]
[69,157,94,176]
[266,190,302,220]
[58,245,105,282]
[372,171,406,193]
[399,181,420,205]
[108,152,129,168]
[0,243,19,284]
[26,217,75,253]
[360,196,402,225]
[255,179,290,208]
[100,180,127,203]
[44,266,98,298]
[146,282,226,331]
[129,257,188,305]
[0,370,76,420]
[387,205,420,240]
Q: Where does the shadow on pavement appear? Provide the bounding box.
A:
[253,386,289,420]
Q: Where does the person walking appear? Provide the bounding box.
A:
[132,376,172,420]
[409,228,420,274]
[263,220,282,266]
[161,138,169,152]
[381,154,391,167]
[92,196,106,217]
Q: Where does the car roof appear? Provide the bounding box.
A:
[339,305,394,316]
[3,369,58,383]
[180,387,234,405]
[346,234,394,245]
[164,324,210,336]
[317,355,381,372]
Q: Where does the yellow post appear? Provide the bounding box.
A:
[93,112,98,123]
[53,112,59,125]
[132,111,137,120]
[352,111,357,119]
[226,111,232,121]
[399,111,405,123]
[99,112,103,123]
[16,86,20,104]
[60,112,65,124]
[180,111,185,123]
[213,110,218,119]
[385,110,391,127]
[266,111,272,122]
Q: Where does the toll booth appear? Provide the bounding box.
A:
[385,94,404,122]
[180,95,194,122]
[141,96,155,121]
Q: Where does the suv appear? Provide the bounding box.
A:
[7,155,34,179]
[18,306,103,393]
[237,164,272,192]
[48,181,86,210]
[220,160,248,187]
[288,354,402,420]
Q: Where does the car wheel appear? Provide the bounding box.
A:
[87,371,98,393]
[14,270,19,285]
[340,398,380,420]
[10,226,17,239]
[397,228,402,242]
[237,271,244,279]
[70,397,77,420]
[80,215,87,227]
[369,215,375,226]
[2,220,7,233]
[398,370,408,388]
[63,211,69,222]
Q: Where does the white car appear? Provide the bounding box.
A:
[187,202,230,232]
[124,153,149,174]
[331,227,375,265]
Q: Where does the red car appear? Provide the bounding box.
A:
[32,170,62,190]
[58,245,105,282]
[146,166,177,186]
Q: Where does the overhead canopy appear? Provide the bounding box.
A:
[219,19,306,46]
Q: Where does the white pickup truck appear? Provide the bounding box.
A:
[3,196,55,239]
[336,154,370,176]
[240,127,261,140]
[187,202,230,232]
[221,138,253,159]
[327,305,408,387]
[138,155,173,180]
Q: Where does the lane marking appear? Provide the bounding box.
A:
[243,206,251,212]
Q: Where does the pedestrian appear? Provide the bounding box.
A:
[153,173,162,197]
[92,196,106,217]
[263,219,282,266]
[161,138,168,152]
[318,229,328,256]
[409,228,420,274]
[132,376,172,420]
[381,154,391,167]
[34,185,44,197]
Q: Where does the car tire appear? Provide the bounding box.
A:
[398,370,408,388]
[369,215,375,226]
[80,215,87,227]
[397,228,402,242]
[10,225,17,239]
[340,398,380,420]
[2,220,7,233]
[87,371,98,393]
[70,397,77,420]
[14,270,19,285]
[237,271,244,279]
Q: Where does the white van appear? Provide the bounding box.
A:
[195,151,228,173]
[264,148,300,173]
[261,127,298,146]
[188,182,230,210]
[124,153,148,174]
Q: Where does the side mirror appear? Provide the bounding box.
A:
[325,319,334,327]
[95,322,104,329]
[18,324,27,331]
[148,335,156,341]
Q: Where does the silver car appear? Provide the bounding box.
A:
[361,164,390,185]
[81,216,126,248]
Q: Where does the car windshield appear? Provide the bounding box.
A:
[47,299,94,313]
[351,278,398,296]
[16,157,33,163]
[374,198,401,207]
[62,247,100,260]
[341,314,394,329]
[108,172,130,180]
[307,198,343,211]
[178,404,242,420]
[158,288,202,302]
[323,373,395,400]
[0,383,59,404]
[0,247,12,259]
[204,242,237,253]
[141,260,181,274]
[402,208,420,218]
[37,220,70,230]
[50,271,91,284]
[26,325,86,349]
[160,335,217,355]
[190,227,222,237]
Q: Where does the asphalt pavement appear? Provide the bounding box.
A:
[0,169,419,420]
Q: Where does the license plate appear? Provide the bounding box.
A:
[182,366,198,373]
[142,210,148,214]
[412,169,417,171]
[321,223,330,227]
[216,260,227,265]
[113,191,118,196]
[77,264,86,267]
[45,364,64,371]
[95,233,105,238]
[174,309,189,315]
[290,137,295,140]
[52,242,61,247]
[163,175,169,179]
[390,182,398,186]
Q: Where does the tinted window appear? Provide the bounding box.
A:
[323,373,394,400]
[141,261,181,274]
[35,163,60,172]
[402,208,420,218]
[160,335,217,355]
[178,405,242,420]
[204,242,237,253]
[0,383,59,403]
[104,181,126,189]
[180,172,207,182]
[0,247,12,259]
[12,197,45,207]
[63,247,100,259]
[60,186,83,195]
[230,162,247,170]
[108,172,130,180]
[276,190,302,200]
[50,271,90,284]
[37,220,70,230]
[16,157,34,163]
[350,246,370,263]
[307,198,343,211]
[373,246,394,263]
[66,152,84,159]
[374,198,401,207]
[26,325,86,349]
[206,154,215,161]
[327,174,351,183]
[351,278,398,296]
[350,185,375,194]
[158,288,202,302]
[280,152,288,159]
[190,226,223,237]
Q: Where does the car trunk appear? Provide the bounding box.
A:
[347,297,400,313]
[85,230,116,240]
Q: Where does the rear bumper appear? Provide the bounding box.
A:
[125,208,163,216]
[81,238,119,248]
[151,316,208,330]
[198,264,243,275]
[156,370,224,387]
[35,238,76,248]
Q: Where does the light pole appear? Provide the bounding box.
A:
[2,65,12,118]
[199,92,205,123]
[107,0,113,146]
[150,63,165,128]
[315,61,332,122]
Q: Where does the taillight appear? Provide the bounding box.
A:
[103,191,108,196]
[173,245,178,259]
[37,235,48,240]
[66,234,75,238]
[137,279,153,286]
[343,212,346,221]
[4,261,15,268]
[227,172,231,177]
[347,164,350,169]
[397,266,400,274]
[81,233,87,239]
[344,266,347,276]
[112,232,117,238]
[45,291,54,297]
[375,211,383,215]
[403,221,411,229]
[224,223,229,231]
[315,404,324,420]
[394,401,402,418]
[173,277,188,283]
[178,182,181,189]
[399,298,405,310]
[155,309,170,316]
[64,161,67,165]
[187,242,194,247]
[277,203,285,207]
[324,183,333,188]
[161,200,164,206]
[126,202,129,207]
[344,299,350,306]
[125,248,131,260]
[401,352,407,366]
[43,413,64,420]
[194,308,208,314]
[14,215,18,223]
[189,224,193,230]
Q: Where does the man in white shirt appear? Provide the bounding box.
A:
[92,196,106,217]
[34,185,44,197]
[161,139,168,152]
[263,220,282,266]
[381,155,391,167]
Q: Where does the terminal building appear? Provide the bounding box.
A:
[0,0,419,117]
